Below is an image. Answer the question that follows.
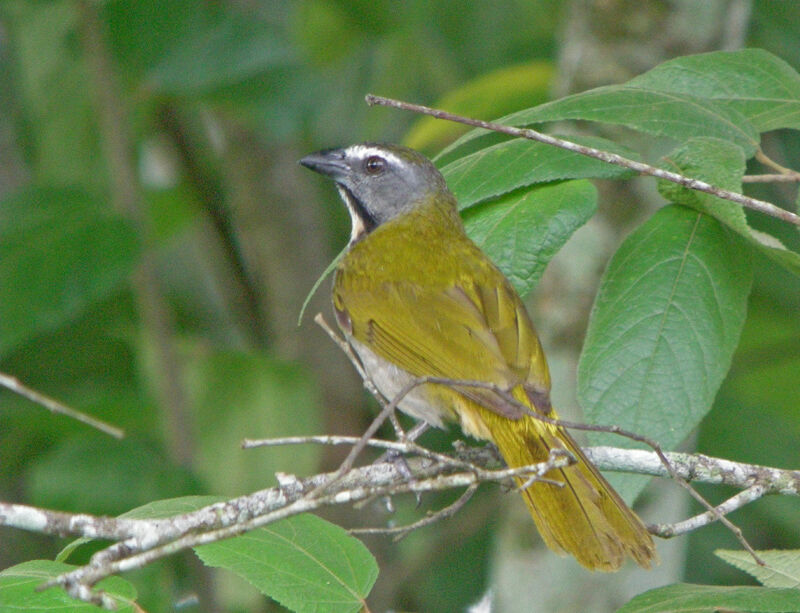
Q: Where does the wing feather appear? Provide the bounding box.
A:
[337,274,551,420]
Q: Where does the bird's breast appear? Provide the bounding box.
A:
[347,336,456,427]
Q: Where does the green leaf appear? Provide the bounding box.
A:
[628,49,800,132]
[118,495,224,519]
[195,514,378,613]
[578,205,753,501]
[616,583,800,613]
[0,560,137,611]
[0,187,139,356]
[519,88,757,153]
[463,180,597,297]
[444,84,759,159]
[147,10,294,94]
[658,137,748,230]
[717,549,800,588]
[442,135,635,210]
[659,137,800,277]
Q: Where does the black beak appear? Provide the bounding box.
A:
[299,148,349,180]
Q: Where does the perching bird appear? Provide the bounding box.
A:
[300,142,656,570]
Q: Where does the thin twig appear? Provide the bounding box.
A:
[350,484,478,540]
[0,372,123,439]
[650,485,769,538]
[243,434,409,453]
[365,94,800,228]
[315,313,381,399]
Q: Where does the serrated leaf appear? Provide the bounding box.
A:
[442,135,635,210]
[0,187,139,356]
[659,137,800,277]
[578,205,752,501]
[628,49,800,132]
[616,583,800,613]
[717,549,800,588]
[195,514,378,613]
[0,560,137,611]
[463,180,597,296]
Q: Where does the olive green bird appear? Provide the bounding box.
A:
[300,143,656,571]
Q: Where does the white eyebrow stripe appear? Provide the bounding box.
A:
[345,144,403,167]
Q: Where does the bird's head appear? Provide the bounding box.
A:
[300,143,452,242]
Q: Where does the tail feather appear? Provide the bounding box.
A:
[484,410,657,571]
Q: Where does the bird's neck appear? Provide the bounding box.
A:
[338,194,468,283]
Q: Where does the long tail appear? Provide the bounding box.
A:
[483,409,657,571]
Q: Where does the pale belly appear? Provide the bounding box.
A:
[347,337,493,440]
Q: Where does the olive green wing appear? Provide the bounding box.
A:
[335,275,551,419]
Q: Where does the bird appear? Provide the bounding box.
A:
[299,142,657,571]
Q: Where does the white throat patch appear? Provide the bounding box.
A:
[336,184,368,243]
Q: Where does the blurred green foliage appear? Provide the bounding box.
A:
[0,1,799,612]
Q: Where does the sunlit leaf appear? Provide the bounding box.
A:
[629,48,800,132]
[443,135,635,210]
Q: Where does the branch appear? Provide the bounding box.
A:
[8,449,570,608]
[364,94,800,227]
[0,372,123,438]
[650,485,769,538]
[584,446,800,495]
[742,173,800,183]
[3,431,798,608]
[2,441,797,607]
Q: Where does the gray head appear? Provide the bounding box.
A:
[299,143,451,242]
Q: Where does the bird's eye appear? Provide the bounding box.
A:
[364,155,386,175]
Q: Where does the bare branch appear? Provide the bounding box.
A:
[0,372,124,439]
[585,446,800,495]
[650,485,769,538]
[4,437,798,607]
[364,94,800,228]
[31,450,572,607]
[350,485,478,540]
